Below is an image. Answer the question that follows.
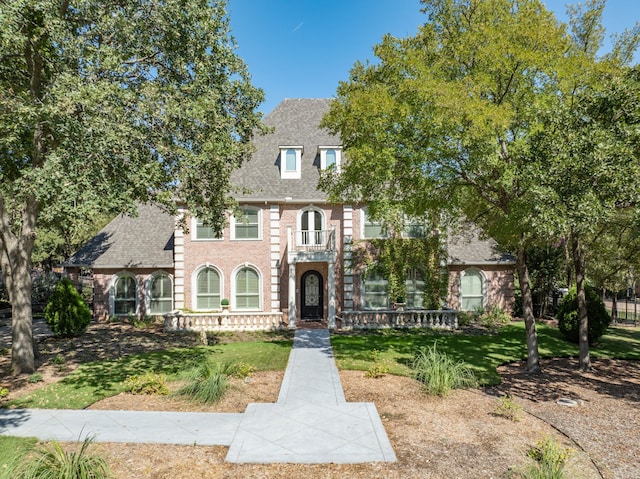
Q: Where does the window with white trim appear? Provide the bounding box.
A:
[195,267,221,310]
[298,207,324,246]
[461,269,485,311]
[149,273,173,314]
[280,146,303,179]
[113,274,137,316]
[362,270,389,310]
[192,217,222,241]
[402,217,429,238]
[232,206,260,240]
[318,146,342,171]
[235,267,260,310]
[362,208,387,239]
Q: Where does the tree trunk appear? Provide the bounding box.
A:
[0,195,38,375]
[515,245,541,373]
[571,227,590,372]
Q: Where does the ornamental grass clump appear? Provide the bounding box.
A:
[175,359,235,404]
[17,436,112,479]
[411,342,477,396]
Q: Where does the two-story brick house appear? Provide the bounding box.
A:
[65,98,514,329]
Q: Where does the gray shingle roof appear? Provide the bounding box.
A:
[447,226,515,265]
[231,98,336,202]
[65,203,174,269]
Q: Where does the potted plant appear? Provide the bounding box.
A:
[221,298,230,310]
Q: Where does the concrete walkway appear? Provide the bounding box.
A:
[0,329,396,464]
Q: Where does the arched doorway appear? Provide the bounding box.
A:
[301,270,323,320]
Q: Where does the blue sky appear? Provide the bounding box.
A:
[227,0,640,115]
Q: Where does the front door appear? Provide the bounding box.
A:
[301,271,323,320]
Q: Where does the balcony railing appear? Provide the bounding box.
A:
[291,228,335,252]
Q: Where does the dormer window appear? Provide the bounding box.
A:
[319,146,342,171]
[280,146,303,179]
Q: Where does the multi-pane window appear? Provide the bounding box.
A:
[235,267,260,310]
[234,207,260,239]
[194,218,220,240]
[149,273,172,314]
[403,218,429,238]
[300,209,323,245]
[362,209,386,239]
[405,269,425,309]
[363,270,389,309]
[196,267,221,310]
[461,269,484,311]
[114,275,136,315]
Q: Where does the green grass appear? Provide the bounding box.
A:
[6,339,291,409]
[331,322,640,385]
[0,436,38,479]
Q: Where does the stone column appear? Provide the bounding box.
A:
[328,261,336,329]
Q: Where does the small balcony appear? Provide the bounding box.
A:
[288,226,336,262]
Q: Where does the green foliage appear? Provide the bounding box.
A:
[494,395,523,422]
[0,387,8,399]
[557,285,611,345]
[480,306,512,330]
[0,437,38,479]
[230,362,255,379]
[411,342,477,396]
[456,311,474,327]
[221,298,230,307]
[123,372,169,396]
[365,349,391,378]
[16,437,113,479]
[44,278,92,337]
[354,235,447,309]
[519,437,572,479]
[28,373,43,384]
[51,354,65,365]
[175,359,236,404]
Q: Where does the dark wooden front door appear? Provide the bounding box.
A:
[301,271,323,320]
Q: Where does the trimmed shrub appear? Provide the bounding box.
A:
[480,306,512,330]
[124,372,169,396]
[556,285,611,345]
[44,278,92,337]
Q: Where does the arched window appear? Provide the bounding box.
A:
[149,273,173,314]
[113,274,137,316]
[325,149,336,169]
[461,269,485,311]
[362,270,388,310]
[299,207,324,246]
[196,267,221,310]
[235,266,260,310]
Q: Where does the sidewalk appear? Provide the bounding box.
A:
[0,329,396,464]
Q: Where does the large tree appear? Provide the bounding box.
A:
[0,0,265,374]
[321,0,578,373]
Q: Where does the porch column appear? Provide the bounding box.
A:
[328,261,336,329]
[288,260,296,328]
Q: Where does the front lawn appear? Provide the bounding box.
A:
[6,339,291,410]
[331,322,640,385]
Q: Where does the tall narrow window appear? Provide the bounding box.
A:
[285,149,297,172]
[363,270,389,309]
[193,218,221,240]
[196,267,221,310]
[325,149,336,169]
[235,267,260,310]
[114,275,137,315]
[149,273,173,314]
[300,209,323,245]
[461,269,484,311]
[405,269,425,309]
[233,207,260,239]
